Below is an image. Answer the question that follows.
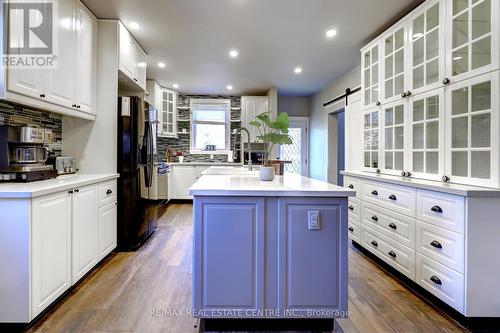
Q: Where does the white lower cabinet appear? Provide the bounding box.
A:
[169,165,211,199]
[98,202,118,261]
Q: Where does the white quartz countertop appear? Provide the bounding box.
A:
[342,170,500,197]
[0,173,119,198]
[167,162,241,166]
[189,173,356,197]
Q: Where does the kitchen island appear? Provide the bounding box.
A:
[189,169,355,325]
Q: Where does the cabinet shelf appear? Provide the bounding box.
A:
[177,106,190,110]
[177,118,190,122]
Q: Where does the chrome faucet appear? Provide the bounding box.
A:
[232,127,253,170]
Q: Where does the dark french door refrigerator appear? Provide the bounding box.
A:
[117,96,158,250]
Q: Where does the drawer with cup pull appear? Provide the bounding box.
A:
[361,225,416,280]
[344,176,361,197]
[416,221,464,273]
[348,221,360,242]
[361,180,416,217]
[416,189,465,234]
[348,197,361,221]
[98,180,117,207]
[416,254,464,313]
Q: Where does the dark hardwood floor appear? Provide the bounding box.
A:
[26,203,468,333]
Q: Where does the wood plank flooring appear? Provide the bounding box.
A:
[26,203,468,333]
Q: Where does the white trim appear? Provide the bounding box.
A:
[277,117,309,177]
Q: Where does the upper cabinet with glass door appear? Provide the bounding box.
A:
[382,25,408,104]
[361,41,382,109]
[381,101,408,175]
[409,0,446,95]
[158,89,178,138]
[446,0,499,84]
[362,107,381,172]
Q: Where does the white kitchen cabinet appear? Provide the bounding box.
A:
[362,106,381,171]
[98,202,117,261]
[118,22,147,91]
[134,45,147,89]
[361,41,382,109]
[381,100,408,175]
[71,185,98,284]
[241,96,269,142]
[170,165,196,199]
[382,23,408,104]
[146,80,162,111]
[31,191,72,318]
[158,88,178,138]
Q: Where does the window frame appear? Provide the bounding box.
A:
[189,99,231,154]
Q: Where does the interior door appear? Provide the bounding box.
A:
[278,118,308,176]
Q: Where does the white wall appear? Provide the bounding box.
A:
[309,66,360,181]
[278,96,310,117]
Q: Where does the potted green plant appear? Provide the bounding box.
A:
[250,112,293,181]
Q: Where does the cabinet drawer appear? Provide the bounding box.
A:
[416,254,464,313]
[348,198,361,221]
[344,176,361,197]
[348,221,360,242]
[361,225,416,280]
[362,202,415,248]
[416,221,464,274]
[361,181,416,217]
[417,190,464,234]
[98,180,117,207]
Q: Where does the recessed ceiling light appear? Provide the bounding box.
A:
[129,22,140,30]
[229,49,239,58]
[173,83,179,89]
[226,85,233,90]
[157,62,166,68]
[326,29,337,38]
[294,67,303,74]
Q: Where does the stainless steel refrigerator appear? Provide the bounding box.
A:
[117,96,158,250]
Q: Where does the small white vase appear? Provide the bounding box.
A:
[259,166,275,181]
[178,156,184,163]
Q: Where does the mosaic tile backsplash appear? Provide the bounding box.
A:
[0,101,63,157]
[157,94,242,163]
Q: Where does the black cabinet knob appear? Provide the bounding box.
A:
[406,171,412,177]
[405,91,412,97]
[389,194,397,201]
[389,223,397,230]
[371,240,378,247]
[72,104,77,107]
[106,189,113,195]
[76,105,81,109]
[401,92,407,98]
[348,184,354,189]
[40,94,46,98]
[430,275,442,285]
[430,240,443,249]
[376,101,381,106]
[442,175,450,183]
[348,227,354,232]
[371,215,379,222]
[348,205,354,211]
[133,78,138,82]
[376,169,381,174]
[431,205,443,213]
[442,78,450,85]
[401,171,407,177]
[68,190,73,194]
[388,251,396,258]
[371,190,378,196]
[74,189,79,193]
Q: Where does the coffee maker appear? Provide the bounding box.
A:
[0,126,58,182]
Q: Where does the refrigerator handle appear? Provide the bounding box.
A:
[147,122,154,188]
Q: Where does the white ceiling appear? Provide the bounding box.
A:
[82,0,420,96]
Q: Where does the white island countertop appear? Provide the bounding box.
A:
[189,173,356,197]
[0,173,119,198]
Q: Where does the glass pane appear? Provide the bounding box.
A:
[426,60,439,84]
[395,126,404,149]
[385,108,394,126]
[372,65,378,85]
[372,46,379,63]
[413,152,424,172]
[385,128,393,149]
[372,111,378,127]
[395,75,404,95]
[395,29,404,50]
[385,56,393,79]
[167,124,173,132]
[452,151,468,177]
[413,123,424,149]
[426,152,439,174]
[364,131,370,149]
[192,108,227,122]
[471,151,490,179]
[413,14,424,38]
[372,152,379,168]
[427,95,439,119]
[395,50,404,74]
[472,81,491,112]
[413,37,424,65]
[163,101,168,110]
[452,117,468,148]
[471,113,491,147]
[193,123,227,150]
[413,66,424,89]
[426,29,439,60]
[395,152,404,170]
[364,114,370,129]
[364,52,370,68]
[395,105,404,124]
[371,130,378,149]
[453,12,468,49]
[452,46,469,75]
[385,35,394,54]
[453,0,468,15]
[385,80,393,99]
[364,152,370,167]
[365,90,370,105]
[472,0,491,39]
[426,121,439,149]
[371,87,379,104]
[427,4,439,31]
[413,99,424,121]
[472,36,491,69]
[452,87,468,115]
[385,152,393,170]
[364,69,370,87]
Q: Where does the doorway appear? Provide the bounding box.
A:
[327,107,345,186]
[278,117,309,176]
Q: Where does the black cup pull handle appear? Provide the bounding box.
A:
[430,240,442,249]
[431,205,443,213]
[106,189,113,195]
[388,251,396,258]
[348,205,354,211]
[389,194,397,201]
[348,184,354,189]
[371,240,378,247]
[371,215,378,222]
[388,223,397,230]
[371,190,378,196]
[348,227,354,232]
[430,275,442,285]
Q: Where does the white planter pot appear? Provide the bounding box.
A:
[178,156,184,163]
[259,166,275,181]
